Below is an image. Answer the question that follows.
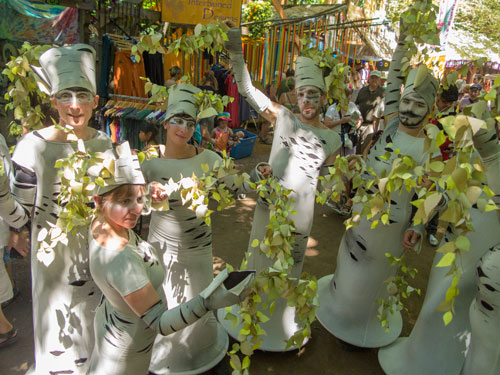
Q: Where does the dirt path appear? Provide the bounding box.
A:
[0,135,435,374]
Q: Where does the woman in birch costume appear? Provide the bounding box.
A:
[141,83,269,374]
[315,31,439,348]
[378,111,500,374]
[219,27,341,351]
[87,143,254,375]
[11,45,112,375]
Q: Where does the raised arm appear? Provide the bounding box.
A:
[384,31,407,124]
[224,28,281,125]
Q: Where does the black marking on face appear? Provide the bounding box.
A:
[50,351,65,356]
[74,358,87,365]
[350,252,358,261]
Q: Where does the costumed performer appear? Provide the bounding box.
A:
[315,28,439,348]
[11,44,112,375]
[142,83,270,374]
[0,131,30,348]
[378,101,500,374]
[218,25,341,351]
[87,142,254,375]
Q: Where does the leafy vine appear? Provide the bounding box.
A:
[2,42,53,136]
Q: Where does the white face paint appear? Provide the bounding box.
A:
[398,92,428,128]
[296,85,323,120]
[53,88,97,128]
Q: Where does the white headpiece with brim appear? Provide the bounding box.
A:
[32,44,97,95]
[165,83,201,121]
[93,142,145,196]
[401,65,438,112]
[294,56,326,92]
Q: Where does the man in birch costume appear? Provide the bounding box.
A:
[316,30,440,348]
[12,45,112,374]
[218,26,341,351]
[378,99,500,373]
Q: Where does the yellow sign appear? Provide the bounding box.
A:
[162,0,241,26]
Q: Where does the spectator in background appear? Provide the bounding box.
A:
[165,66,182,88]
[355,70,385,152]
[473,73,483,86]
[197,71,219,147]
[360,62,371,86]
[460,83,482,108]
[139,122,159,150]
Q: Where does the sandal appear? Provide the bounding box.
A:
[0,326,18,349]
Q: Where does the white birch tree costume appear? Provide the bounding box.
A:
[316,37,439,348]
[142,84,263,374]
[463,122,500,374]
[0,133,30,306]
[218,29,341,351]
[378,114,500,374]
[87,143,255,375]
[11,45,113,375]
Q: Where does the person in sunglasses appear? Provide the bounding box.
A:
[141,83,270,375]
[10,44,112,374]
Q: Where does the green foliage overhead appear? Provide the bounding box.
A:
[454,0,500,47]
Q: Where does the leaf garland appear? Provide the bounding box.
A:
[2,42,53,136]
[224,177,318,374]
[300,44,351,110]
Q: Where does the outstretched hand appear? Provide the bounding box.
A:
[9,230,30,257]
[223,20,237,29]
[402,229,421,252]
[150,182,168,203]
[258,164,273,179]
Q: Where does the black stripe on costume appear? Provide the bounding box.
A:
[180,307,189,325]
[105,324,119,340]
[104,335,119,348]
[140,300,163,319]
[137,342,154,353]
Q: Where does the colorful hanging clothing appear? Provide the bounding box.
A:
[0,3,78,43]
[113,50,147,98]
[224,74,240,128]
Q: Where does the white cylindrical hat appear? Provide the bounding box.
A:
[93,142,146,196]
[32,44,97,95]
[294,56,326,92]
[165,83,201,121]
[401,65,438,111]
